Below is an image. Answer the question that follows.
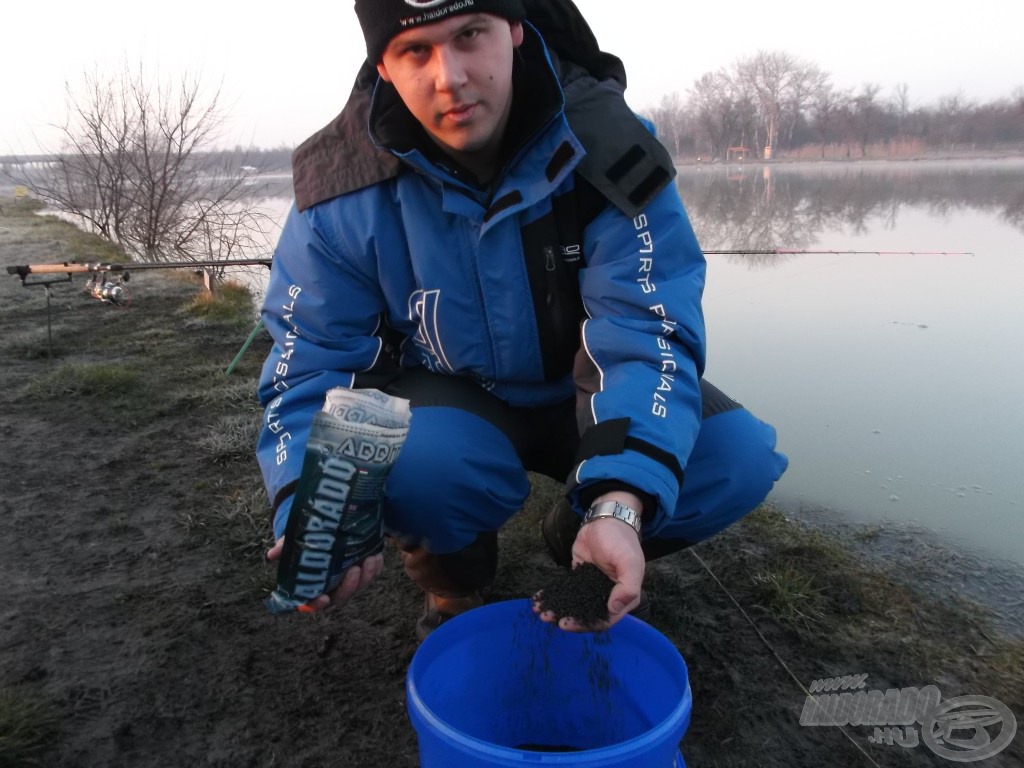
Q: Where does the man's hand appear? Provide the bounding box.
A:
[266,537,385,613]
[534,492,645,632]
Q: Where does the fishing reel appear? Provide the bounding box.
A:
[84,271,131,307]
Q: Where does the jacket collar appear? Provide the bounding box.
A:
[292,23,562,211]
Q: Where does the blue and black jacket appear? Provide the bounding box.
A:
[257,22,707,539]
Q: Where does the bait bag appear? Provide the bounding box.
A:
[265,388,411,614]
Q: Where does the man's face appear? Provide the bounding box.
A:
[377,14,524,178]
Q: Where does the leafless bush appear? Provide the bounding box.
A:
[7,64,275,270]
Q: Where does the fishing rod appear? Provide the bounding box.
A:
[703,249,975,256]
[7,257,273,279]
[7,257,273,307]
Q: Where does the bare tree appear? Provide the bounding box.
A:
[934,90,977,149]
[19,71,136,244]
[689,71,743,159]
[891,83,911,138]
[1013,87,1024,115]
[10,63,274,271]
[781,62,825,150]
[648,92,688,160]
[810,80,847,159]
[735,50,810,159]
[851,83,883,157]
[730,74,761,156]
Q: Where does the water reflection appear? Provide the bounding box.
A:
[678,160,1024,260]
[692,160,1024,580]
[689,162,1024,633]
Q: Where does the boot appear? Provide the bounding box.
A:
[415,591,484,641]
[393,536,494,640]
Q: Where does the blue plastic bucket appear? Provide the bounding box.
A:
[406,599,690,767]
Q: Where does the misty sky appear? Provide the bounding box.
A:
[3,0,1022,154]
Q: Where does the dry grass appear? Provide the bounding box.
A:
[197,412,263,463]
[15,362,142,401]
[185,280,257,326]
[0,687,57,767]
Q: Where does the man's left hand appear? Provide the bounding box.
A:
[533,492,645,632]
[266,537,384,612]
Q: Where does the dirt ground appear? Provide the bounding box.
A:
[1,198,1021,767]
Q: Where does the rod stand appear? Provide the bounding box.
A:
[17,273,73,362]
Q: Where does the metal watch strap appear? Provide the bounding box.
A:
[583,500,642,536]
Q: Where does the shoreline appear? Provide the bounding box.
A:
[772,499,1024,639]
[673,148,1024,168]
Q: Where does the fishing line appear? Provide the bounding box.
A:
[704,249,975,256]
[687,548,885,768]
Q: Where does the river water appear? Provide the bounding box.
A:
[681,160,1024,575]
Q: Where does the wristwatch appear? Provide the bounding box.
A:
[583,500,642,537]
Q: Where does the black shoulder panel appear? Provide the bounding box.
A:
[292,61,401,212]
[559,63,676,218]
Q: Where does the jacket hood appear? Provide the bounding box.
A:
[290,60,400,213]
[290,23,674,217]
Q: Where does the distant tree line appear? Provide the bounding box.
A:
[643,51,1024,162]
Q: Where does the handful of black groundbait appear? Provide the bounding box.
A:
[534,563,615,627]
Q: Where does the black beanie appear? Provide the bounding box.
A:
[355,0,527,63]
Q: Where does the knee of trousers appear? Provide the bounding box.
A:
[658,408,789,544]
[383,406,531,555]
